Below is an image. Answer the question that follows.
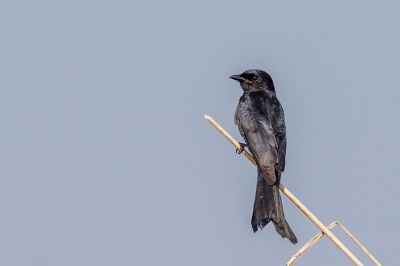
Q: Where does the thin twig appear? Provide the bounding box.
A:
[204,115,364,266]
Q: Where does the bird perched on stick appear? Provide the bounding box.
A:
[230,69,297,244]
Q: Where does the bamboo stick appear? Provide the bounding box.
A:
[204,115,364,266]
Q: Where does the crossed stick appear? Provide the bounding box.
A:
[204,115,381,266]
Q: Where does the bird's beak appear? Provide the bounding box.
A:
[229,74,246,82]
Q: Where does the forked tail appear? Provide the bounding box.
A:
[252,173,297,244]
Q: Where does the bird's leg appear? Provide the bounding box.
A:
[236,142,248,154]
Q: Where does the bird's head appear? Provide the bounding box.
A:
[230,69,275,93]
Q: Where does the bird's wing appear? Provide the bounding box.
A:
[245,120,279,185]
[236,98,279,185]
[276,132,286,173]
[271,99,287,173]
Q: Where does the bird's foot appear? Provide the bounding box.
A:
[236,142,247,154]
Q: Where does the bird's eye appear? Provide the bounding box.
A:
[252,75,258,81]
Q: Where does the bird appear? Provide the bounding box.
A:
[230,69,297,244]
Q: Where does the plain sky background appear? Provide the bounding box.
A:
[1,1,399,265]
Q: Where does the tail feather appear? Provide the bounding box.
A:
[251,172,297,244]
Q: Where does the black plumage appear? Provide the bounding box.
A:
[230,69,297,244]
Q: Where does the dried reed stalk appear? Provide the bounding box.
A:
[287,221,338,265]
[287,221,381,266]
[204,115,363,266]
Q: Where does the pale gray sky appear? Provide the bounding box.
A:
[1,1,399,265]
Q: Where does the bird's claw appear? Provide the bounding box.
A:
[236,147,244,154]
[236,142,247,154]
